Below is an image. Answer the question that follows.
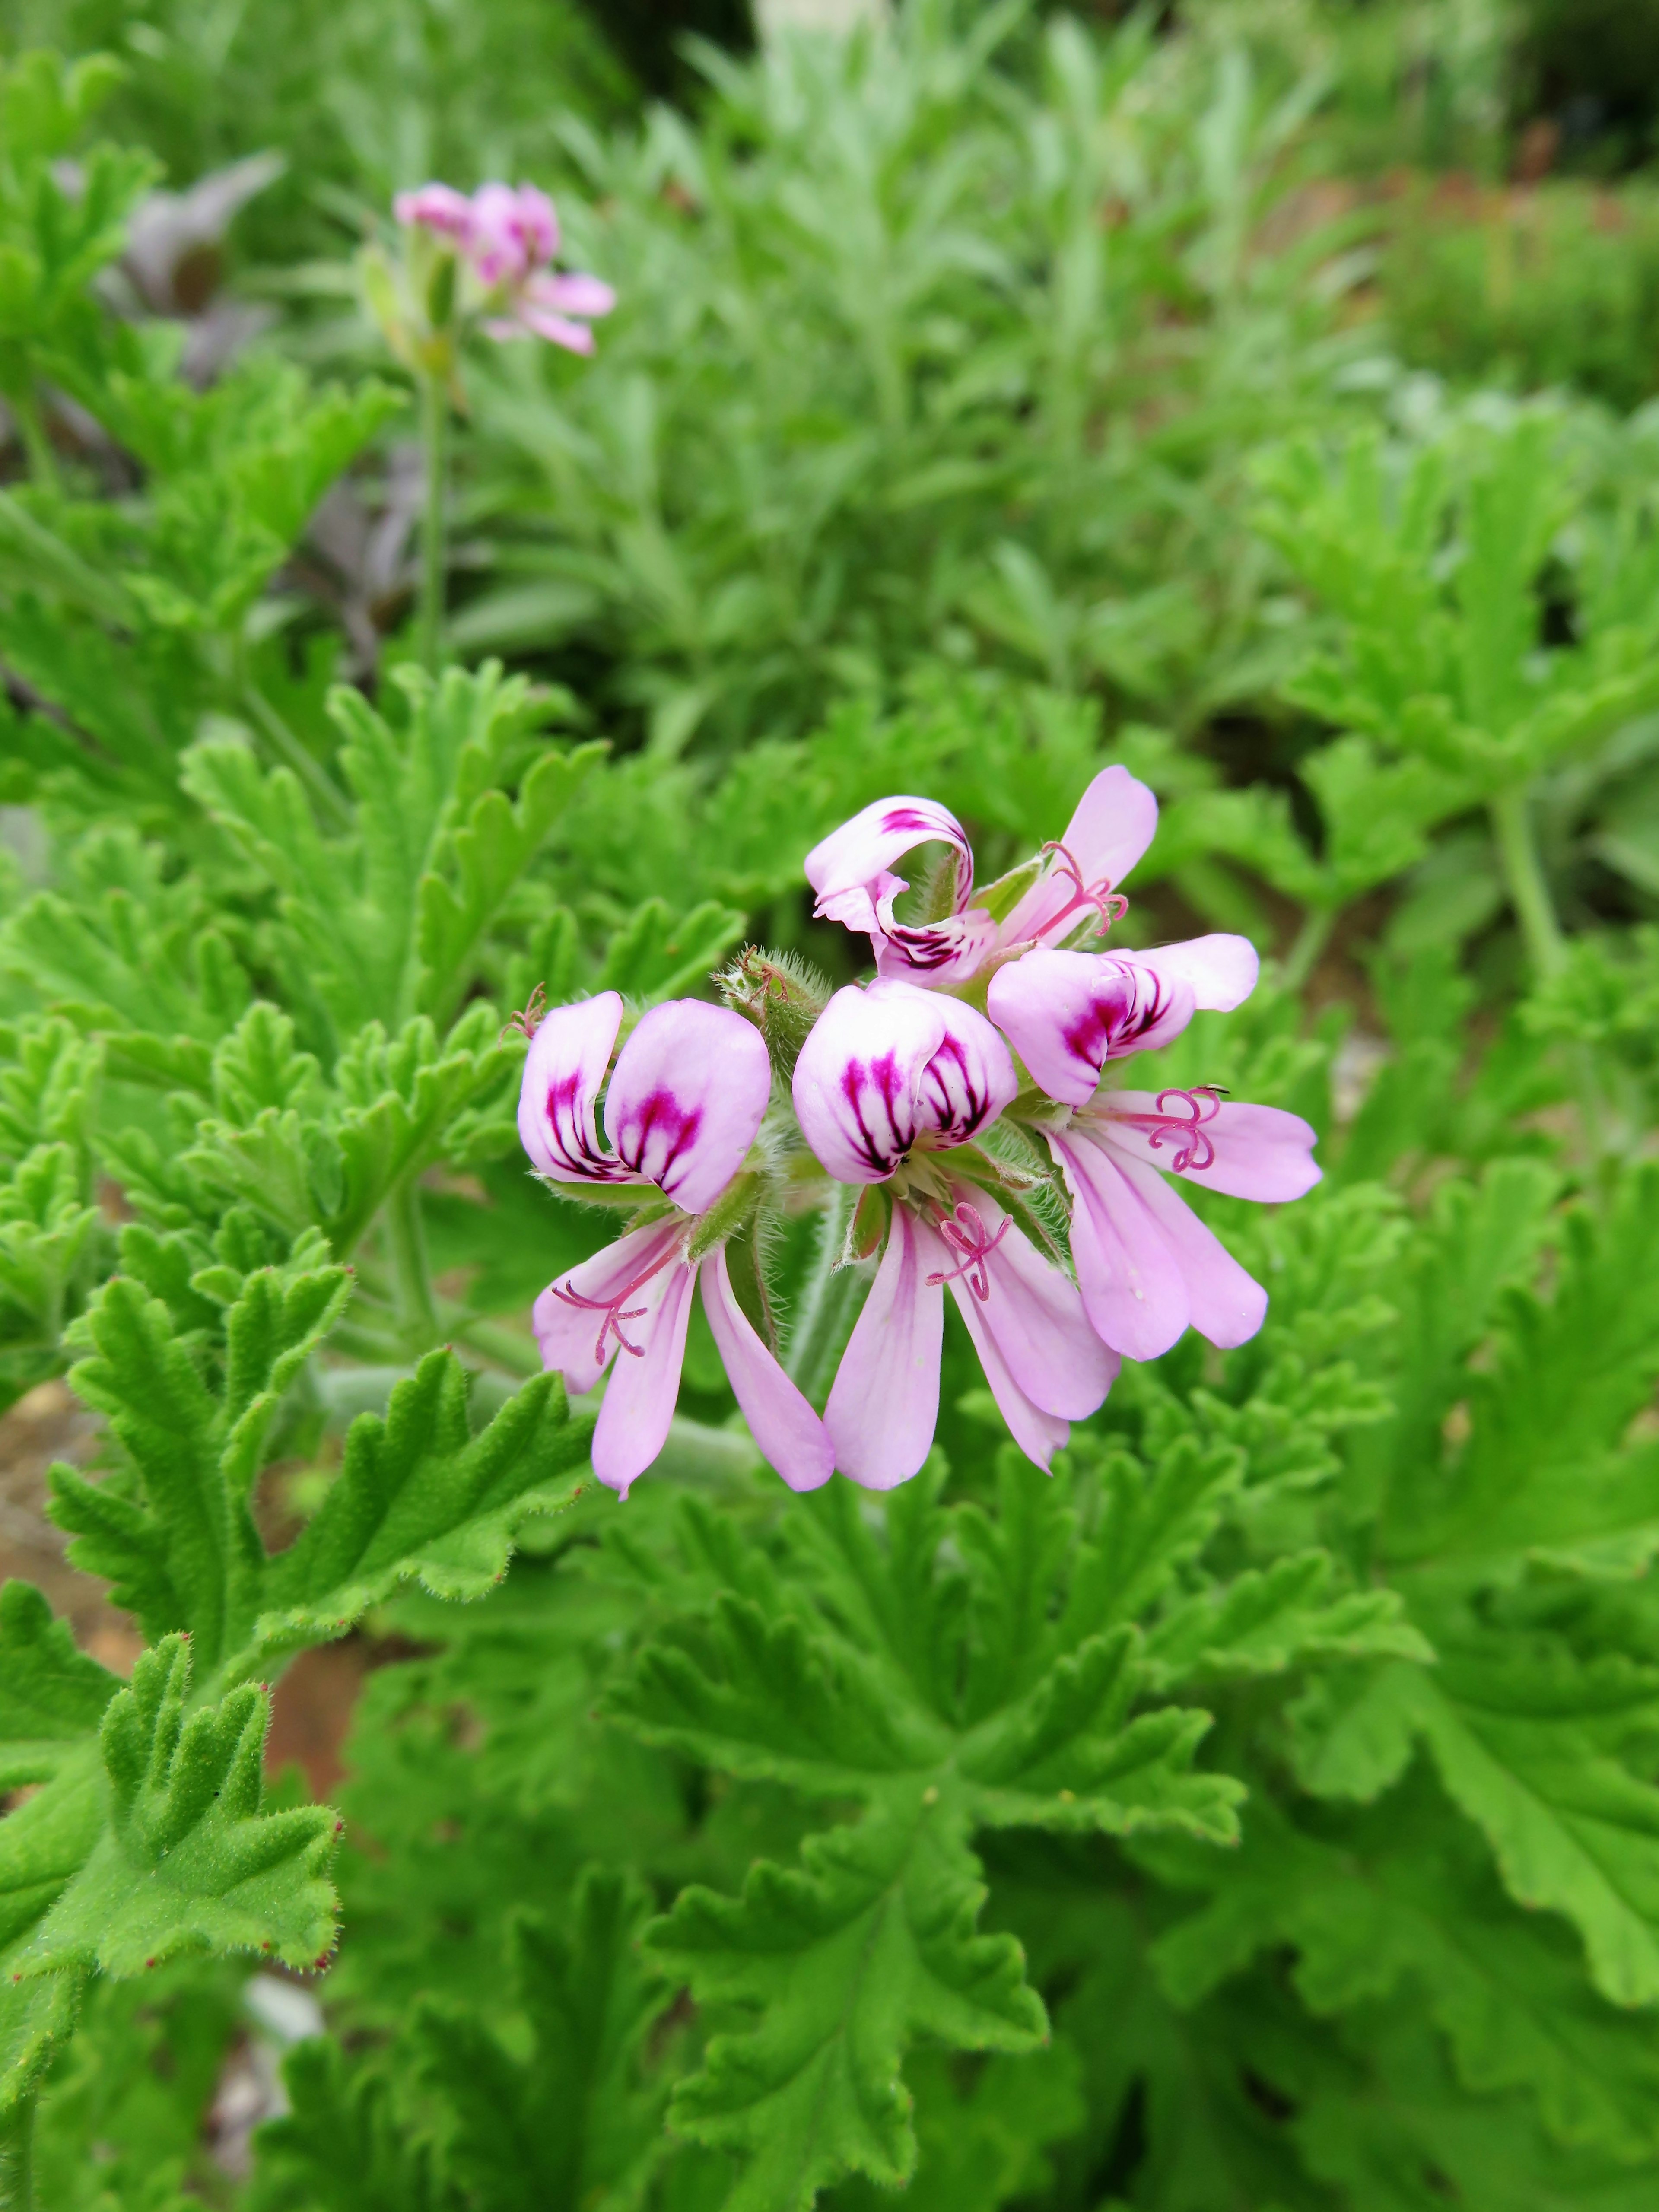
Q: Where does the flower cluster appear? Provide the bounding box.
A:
[365,180,614,387]
[517,769,1320,1495]
[393,181,615,354]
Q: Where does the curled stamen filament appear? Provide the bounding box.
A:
[1040,841,1129,938]
[500,981,548,1042]
[925,1201,1011,1301]
[548,1243,680,1364]
[1119,1086,1225,1174]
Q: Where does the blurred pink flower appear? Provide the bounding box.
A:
[792,979,1116,1487]
[519,992,830,1497]
[394,178,615,354]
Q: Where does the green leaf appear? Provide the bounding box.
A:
[0,1971,83,2122]
[608,1470,1243,2206]
[1143,1551,1433,1690]
[413,1868,668,2212]
[652,1804,1045,2212]
[597,898,747,1005]
[251,2038,451,2212]
[0,1581,120,1788]
[51,1246,350,1672]
[10,1634,337,1982]
[248,1355,591,1671]
[1150,1788,1659,2163]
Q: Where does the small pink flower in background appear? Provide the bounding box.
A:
[986,935,1319,1362]
[393,178,615,355]
[791,979,1116,1487]
[804,765,1158,989]
[519,992,830,1497]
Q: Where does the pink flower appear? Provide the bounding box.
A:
[520,992,830,1497]
[791,979,1116,1486]
[986,942,1319,1361]
[394,178,615,355]
[804,765,1158,989]
[393,183,474,240]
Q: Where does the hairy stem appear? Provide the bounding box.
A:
[385,1179,441,1351]
[417,372,449,674]
[785,1187,866,1409]
[1489,784,1567,981]
[0,2093,36,2212]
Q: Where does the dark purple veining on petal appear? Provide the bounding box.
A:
[611,1084,704,1200]
[880,807,950,839]
[1063,963,1173,1081]
[838,1049,917,1175]
[919,1033,994,1145]
[543,1070,630,1184]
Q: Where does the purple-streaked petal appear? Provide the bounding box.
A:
[919,993,1020,1144]
[591,1249,697,1496]
[933,1186,1117,1419]
[870,908,1001,987]
[1097,1144,1268,1348]
[394,182,472,238]
[525,270,616,318]
[824,1204,943,1488]
[1132,934,1259,1012]
[791,979,1014,1183]
[532,1217,685,1394]
[804,795,975,918]
[792,980,946,1182]
[1096,1094,1321,1202]
[518,992,632,1188]
[987,949,1195,1107]
[604,1000,772,1215]
[1048,1129,1192,1361]
[700,1249,833,1492]
[1000,765,1160,947]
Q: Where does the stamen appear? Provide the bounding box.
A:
[500,982,548,1042]
[1039,841,1129,939]
[1116,1086,1227,1174]
[547,1244,679,1364]
[925,1201,1012,1301]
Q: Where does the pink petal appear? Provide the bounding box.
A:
[935,1186,1117,1419]
[512,184,559,264]
[466,181,535,284]
[517,308,597,353]
[825,1204,943,1488]
[482,315,537,343]
[1000,765,1159,946]
[1097,1143,1268,1348]
[1096,1094,1322,1202]
[804,795,974,916]
[518,992,632,1189]
[943,1255,1072,1471]
[591,1249,697,1496]
[1132,933,1260,1012]
[605,1000,772,1215]
[532,1217,685,1395]
[791,979,1014,1183]
[1048,1128,1193,1360]
[987,948,1196,1107]
[700,1249,832,1492]
[525,270,616,318]
[394,182,472,238]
